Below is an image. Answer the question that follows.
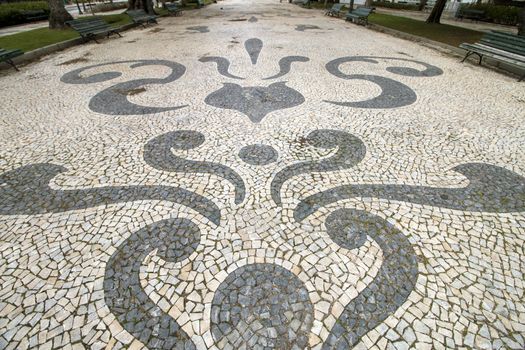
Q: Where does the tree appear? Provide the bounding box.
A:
[519,7,525,36]
[365,0,373,8]
[426,0,447,23]
[418,0,427,11]
[128,0,155,14]
[48,0,73,29]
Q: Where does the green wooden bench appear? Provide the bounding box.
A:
[188,0,205,8]
[21,9,48,22]
[166,2,182,15]
[346,7,373,25]
[460,31,525,82]
[326,3,344,17]
[0,48,23,71]
[67,18,122,43]
[456,8,485,22]
[126,9,158,27]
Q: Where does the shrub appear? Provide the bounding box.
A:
[461,4,520,25]
[372,1,419,11]
[91,2,127,13]
[0,1,49,27]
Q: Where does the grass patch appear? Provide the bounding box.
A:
[155,7,169,15]
[0,13,130,52]
[0,27,78,52]
[368,13,484,47]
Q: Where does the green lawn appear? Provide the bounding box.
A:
[0,13,130,52]
[368,13,484,47]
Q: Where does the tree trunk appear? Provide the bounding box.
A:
[418,0,427,11]
[426,0,447,23]
[143,0,155,14]
[349,0,354,11]
[519,7,525,36]
[365,0,372,8]
[128,0,154,13]
[48,0,73,29]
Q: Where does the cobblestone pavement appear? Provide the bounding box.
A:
[1,0,525,349]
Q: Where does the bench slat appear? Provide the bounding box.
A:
[480,39,525,55]
[67,18,120,42]
[460,31,525,81]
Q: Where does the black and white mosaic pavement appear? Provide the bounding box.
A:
[211,263,313,348]
[1,0,524,349]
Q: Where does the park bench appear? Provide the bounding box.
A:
[21,9,48,22]
[0,48,23,71]
[67,18,122,43]
[460,31,525,82]
[346,7,373,25]
[166,2,182,15]
[326,3,344,17]
[456,8,485,22]
[293,0,312,8]
[187,0,205,8]
[126,9,158,27]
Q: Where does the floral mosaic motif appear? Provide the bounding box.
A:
[20,43,521,350]
[325,56,443,108]
[0,163,220,224]
[104,218,200,350]
[204,82,305,123]
[271,129,366,205]
[144,130,246,204]
[201,38,309,123]
[322,209,418,349]
[61,60,187,115]
[211,263,314,348]
[238,144,278,165]
[294,162,525,221]
[59,54,443,121]
[2,126,524,348]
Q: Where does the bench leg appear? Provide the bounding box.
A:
[5,59,19,71]
[519,73,524,82]
[461,51,481,64]
[108,31,122,38]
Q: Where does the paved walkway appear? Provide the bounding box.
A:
[1,0,524,349]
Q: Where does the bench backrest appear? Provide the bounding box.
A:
[166,3,179,8]
[67,18,111,33]
[351,7,372,16]
[0,48,13,57]
[331,3,343,10]
[480,31,525,57]
[127,9,149,18]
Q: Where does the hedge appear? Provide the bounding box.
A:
[461,4,520,26]
[91,2,127,12]
[0,1,49,27]
[372,1,419,11]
